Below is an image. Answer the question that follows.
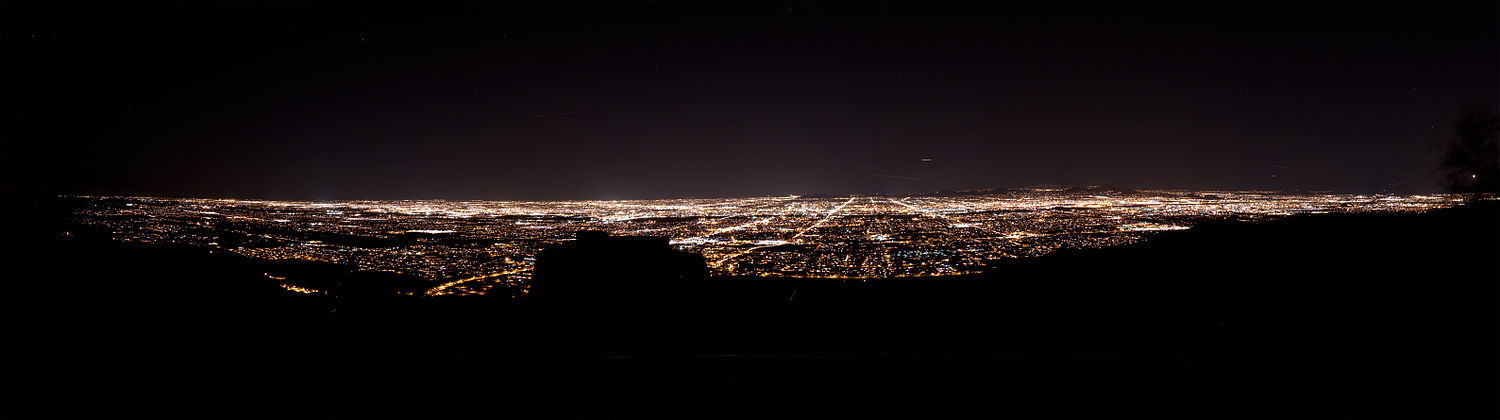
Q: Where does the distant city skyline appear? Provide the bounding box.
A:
[74,190,1466,293]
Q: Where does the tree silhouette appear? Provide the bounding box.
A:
[1438,102,1500,193]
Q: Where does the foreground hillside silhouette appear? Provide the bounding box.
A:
[2,193,1496,417]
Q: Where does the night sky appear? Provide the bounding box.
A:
[3,2,1496,200]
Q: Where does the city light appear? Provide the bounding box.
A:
[70,190,1467,294]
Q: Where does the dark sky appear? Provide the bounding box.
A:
[3,2,1496,200]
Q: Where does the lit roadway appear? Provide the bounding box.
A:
[713,196,857,268]
[792,196,857,242]
[426,267,530,296]
[888,197,990,266]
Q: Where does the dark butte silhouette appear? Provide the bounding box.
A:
[530,230,707,305]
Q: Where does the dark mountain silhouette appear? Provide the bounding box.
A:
[530,230,707,304]
[919,187,1010,197]
[1062,184,1139,195]
[2,193,1495,417]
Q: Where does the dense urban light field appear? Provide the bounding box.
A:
[70,189,1466,296]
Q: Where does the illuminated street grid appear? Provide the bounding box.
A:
[69,190,1466,296]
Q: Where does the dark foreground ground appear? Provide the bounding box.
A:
[2,194,1496,417]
